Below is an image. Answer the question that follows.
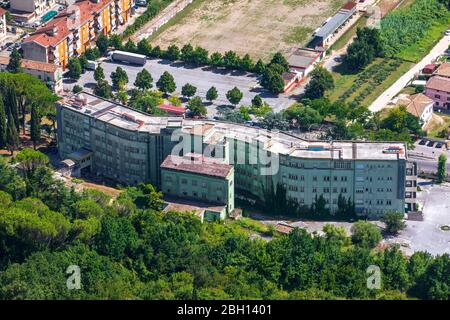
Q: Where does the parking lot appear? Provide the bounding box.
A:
[409,139,450,174]
[388,180,450,256]
[68,59,298,116]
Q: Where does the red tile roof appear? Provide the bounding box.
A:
[0,56,60,73]
[0,8,6,16]
[157,104,186,115]
[426,76,450,93]
[24,0,112,48]
[341,1,357,11]
[161,155,233,178]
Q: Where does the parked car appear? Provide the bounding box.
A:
[419,139,427,145]
[435,142,443,149]
[445,29,450,36]
[427,141,435,147]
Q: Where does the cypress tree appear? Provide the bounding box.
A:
[6,108,19,155]
[0,94,7,149]
[30,103,40,149]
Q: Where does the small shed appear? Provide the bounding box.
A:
[422,64,437,74]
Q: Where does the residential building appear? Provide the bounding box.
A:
[287,47,325,79]
[424,75,450,110]
[0,8,6,41]
[21,0,134,69]
[161,153,235,220]
[56,92,418,218]
[309,1,357,48]
[396,93,434,129]
[0,56,64,93]
[10,0,56,22]
[282,72,300,93]
[434,62,450,78]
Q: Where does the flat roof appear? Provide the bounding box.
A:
[287,48,321,69]
[161,155,233,179]
[314,2,356,39]
[58,92,409,161]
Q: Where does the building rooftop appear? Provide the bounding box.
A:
[426,75,450,92]
[314,1,356,39]
[287,48,321,69]
[435,62,450,78]
[157,104,186,115]
[161,154,233,178]
[58,92,409,161]
[396,93,434,118]
[24,0,112,48]
[0,56,60,73]
[0,8,6,16]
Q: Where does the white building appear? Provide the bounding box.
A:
[0,8,7,41]
[396,93,434,129]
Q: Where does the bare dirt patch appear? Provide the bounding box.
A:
[151,0,347,60]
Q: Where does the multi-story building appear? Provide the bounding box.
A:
[425,75,450,111]
[10,0,56,23]
[0,56,64,93]
[161,154,235,220]
[21,0,134,69]
[56,92,418,218]
[0,8,6,41]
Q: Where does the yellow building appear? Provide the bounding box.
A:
[22,0,135,69]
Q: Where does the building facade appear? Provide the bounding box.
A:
[56,93,418,218]
[425,76,450,111]
[396,93,434,129]
[0,8,6,41]
[22,0,134,69]
[0,56,63,93]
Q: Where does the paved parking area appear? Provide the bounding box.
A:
[409,139,450,174]
[389,181,450,256]
[67,59,298,115]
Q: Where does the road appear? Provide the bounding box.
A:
[369,34,450,112]
[409,140,450,174]
[67,59,298,115]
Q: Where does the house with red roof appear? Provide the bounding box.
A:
[21,0,134,69]
[425,75,450,110]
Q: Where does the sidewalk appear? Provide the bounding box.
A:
[369,35,450,112]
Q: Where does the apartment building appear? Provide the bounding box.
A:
[10,0,56,22]
[56,93,418,218]
[0,8,6,41]
[21,0,134,69]
[425,75,450,111]
[0,56,63,93]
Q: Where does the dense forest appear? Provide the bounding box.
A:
[0,150,448,300]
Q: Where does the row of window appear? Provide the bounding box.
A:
[287,185,348,193]
[287,175,349,182]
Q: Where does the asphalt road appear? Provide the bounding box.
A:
[409,141,450,174]
[67,59,298,115]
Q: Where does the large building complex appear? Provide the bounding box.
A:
[10,0,56,22]
[0,8,6,41]
[22,0,134,69]
[56,93,418,218]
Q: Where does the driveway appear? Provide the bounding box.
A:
[67,59,297,115]
[369,34,450,112]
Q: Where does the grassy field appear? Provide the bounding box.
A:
[427,114,450,138]
[149,0,347,60]
[331,16,368,52]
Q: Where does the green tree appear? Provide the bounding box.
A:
[156,71,176,95]
[210,52,223,66]
[7,49,22,73]
[109,34,123,50]
[251,94,263,107]
[226,87,243,107]
[78,55,88,73]
[67,58,82,80]
[223,51,239,69]
[84,48,100,60]
[30,104,40,149]
[134,69,153,90]
[254,59,266,74]
[206,86,218,103]
[137,38,152,56]
[381,211,406,235]
[180,44,194,62]
[6,108,19,155]
[124,39,136,53]
[96,34,110,55]
[323,223,351,246]
[164,44,180,61]
[72,85,83,94]
[16,148,49,178]
[0,94,7,149]
[94,80,112,99]
[351,221,382,249]
[304,66,334,99]
[187,96,207,118]
[94,65,105,82]
[269,52,289,72]
[111,67,128,90]
[283,103,323,128]
[260,65,285,94]
[240,54,254,71]
[437,154,447,183]
[115,90,129,105]
[181,83,197,99]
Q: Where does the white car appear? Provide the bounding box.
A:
[445,30,450,36]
